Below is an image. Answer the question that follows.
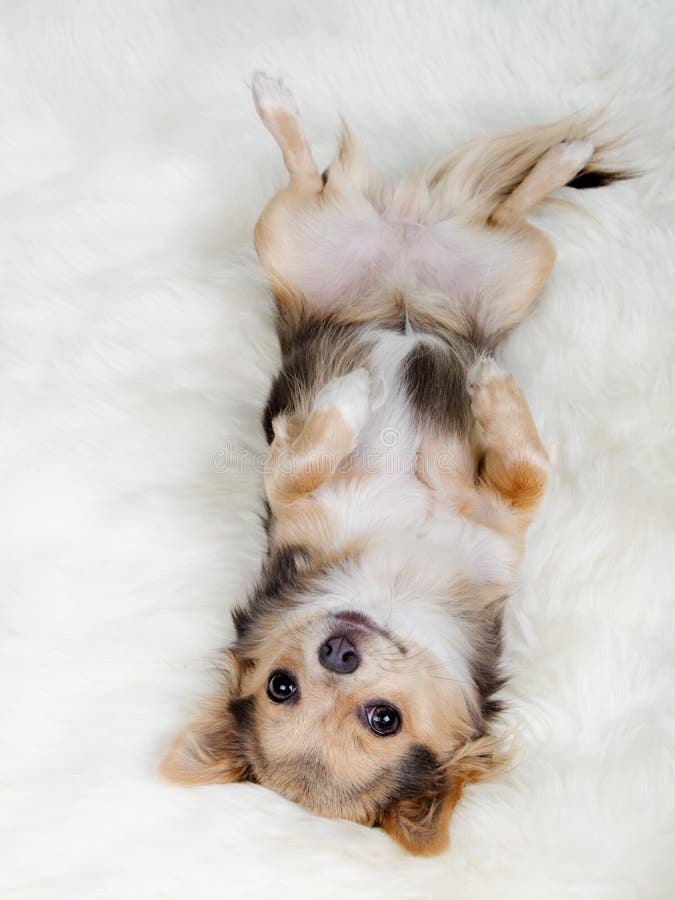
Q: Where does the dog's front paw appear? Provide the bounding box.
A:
[252,72,299,123]
[467,356,508,393]
[467,356,514,427]
[314,369,372,436]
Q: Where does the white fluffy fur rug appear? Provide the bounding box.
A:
[2,2,673,898]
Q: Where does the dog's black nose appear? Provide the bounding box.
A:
[318,634,359,674]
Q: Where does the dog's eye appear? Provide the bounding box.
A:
[365,704,401,736]
[266,670,298,703]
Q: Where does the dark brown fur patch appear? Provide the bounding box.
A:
[384,744,441,808]
[401,338,474,436]
[567,168,634,189]
[229,694,257,732]
[468,603,506,732]
[378,744,456,855]
[263,312,373,443]
[232,545,309,648]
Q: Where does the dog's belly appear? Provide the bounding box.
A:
[283,208,516,307]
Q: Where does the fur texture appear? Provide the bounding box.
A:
[2,0,673,896]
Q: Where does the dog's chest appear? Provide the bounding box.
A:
[312,468,519,590]
[313,469,432,549]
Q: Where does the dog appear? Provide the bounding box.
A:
[160,74,629,855]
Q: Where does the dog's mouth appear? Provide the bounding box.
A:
[333,610,378,631]
[332,610,407,655]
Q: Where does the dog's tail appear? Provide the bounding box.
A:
[565,166,633,190]
[423,115,634,223]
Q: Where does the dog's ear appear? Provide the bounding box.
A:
[158,655,252,785]
[379,764,458,856]
[380,735,510,855]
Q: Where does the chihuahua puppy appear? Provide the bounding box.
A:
[160,75,628,855]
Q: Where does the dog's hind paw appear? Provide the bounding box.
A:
[559,139,595,173]
[252,72,299,122]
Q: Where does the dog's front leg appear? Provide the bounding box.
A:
[466,357,550,526]
[419,358,549,541]
[264,369,371,515]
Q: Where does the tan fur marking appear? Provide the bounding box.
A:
[265,407,359,512]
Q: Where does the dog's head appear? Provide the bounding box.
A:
[160,545,507,855]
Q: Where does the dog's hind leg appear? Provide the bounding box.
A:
[422,117,597,225]
[252,73,325,316]
[252,74,381,327]
[489,140,594,226]
[472,140,595,342]
[414,125,599,346]
[253,72,322,188]
[438,140,595,346]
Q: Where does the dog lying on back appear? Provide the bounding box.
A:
[160,74,628,855]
